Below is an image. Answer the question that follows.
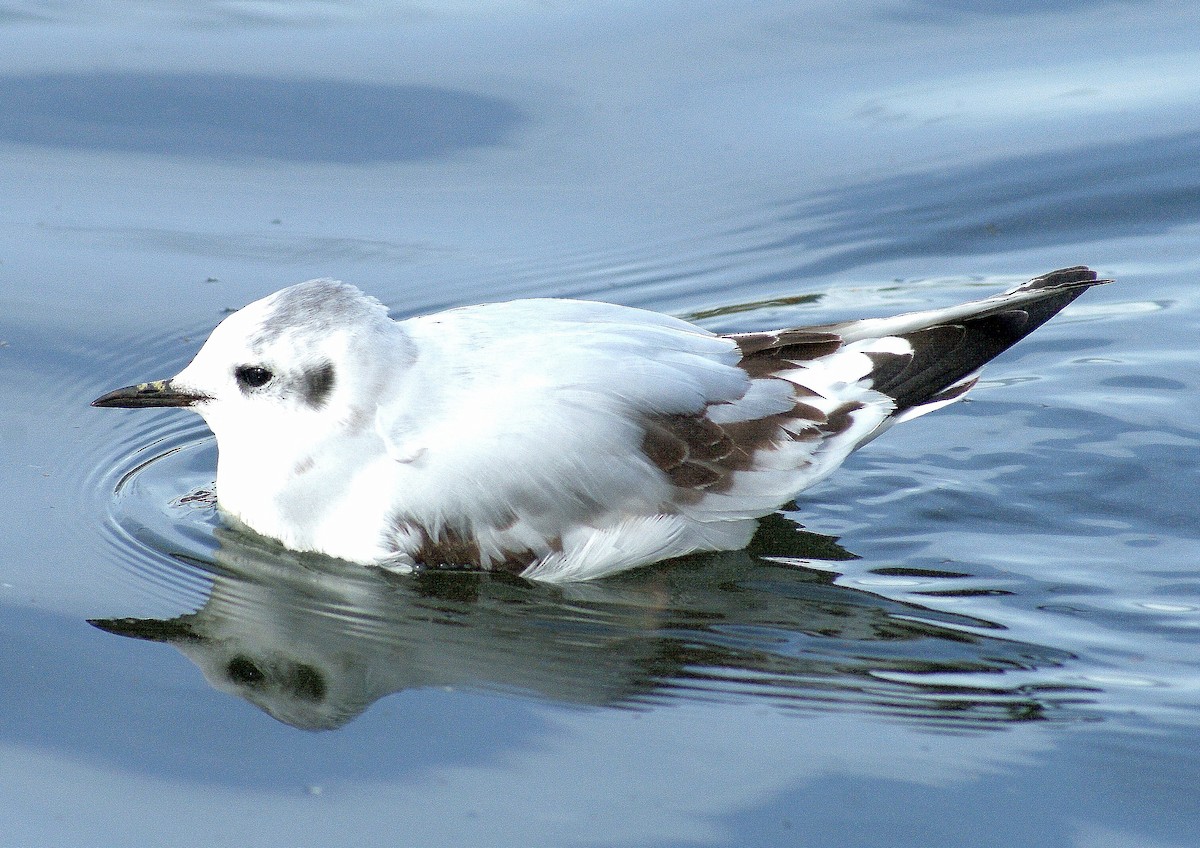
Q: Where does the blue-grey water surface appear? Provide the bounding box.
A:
[1,2,1199,846]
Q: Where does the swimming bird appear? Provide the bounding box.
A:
[93,266,1109,581]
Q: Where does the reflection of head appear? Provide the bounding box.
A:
[92,603,382,731]
[93,528,669,730]
[92,521,1077,731]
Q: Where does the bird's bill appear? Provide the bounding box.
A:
[89,616,201,643]
[91,379,208,409]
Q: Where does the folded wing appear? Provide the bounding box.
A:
[379,268,1108,580]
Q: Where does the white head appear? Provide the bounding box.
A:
[94,279,414,473]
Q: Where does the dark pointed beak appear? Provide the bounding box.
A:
[89,616,205,644]
[91,379,208,409]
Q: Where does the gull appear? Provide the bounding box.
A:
[94,266,1110,581]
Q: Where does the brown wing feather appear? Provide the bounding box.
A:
[640,266,1110,504]
[729,331,843,378]
[639,327,864,503]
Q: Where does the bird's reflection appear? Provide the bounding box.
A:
[91,516,1079,731]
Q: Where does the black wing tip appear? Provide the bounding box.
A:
[876,267,1112,412]
[1016,266,1114,293]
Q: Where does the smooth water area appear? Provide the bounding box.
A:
[2,2,1199,845]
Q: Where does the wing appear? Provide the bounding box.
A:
[375,299,759,575]
[654,265,1112,523]
[372,268,1108,579]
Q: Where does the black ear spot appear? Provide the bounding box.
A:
[235,365,274,392]
[302,362,336,408]
[291,664,327,702]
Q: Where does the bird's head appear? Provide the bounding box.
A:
[93,279,415,455]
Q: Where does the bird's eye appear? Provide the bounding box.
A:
[234,365,274,390]
[226,655,266,686]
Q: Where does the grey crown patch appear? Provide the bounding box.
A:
[250,279,387,348]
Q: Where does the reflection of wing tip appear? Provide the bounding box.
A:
[747,513,860,562]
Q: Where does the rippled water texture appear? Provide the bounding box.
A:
[2,2,1199,846]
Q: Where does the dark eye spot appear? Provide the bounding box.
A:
[226,655,266,686]
[291,664,327,702]
[234,365,273,391]
[302,361,336,408]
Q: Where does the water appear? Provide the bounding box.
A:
[2,2,1199,845]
